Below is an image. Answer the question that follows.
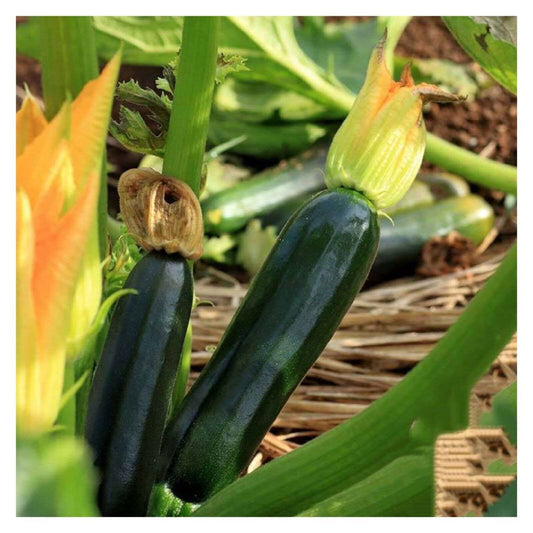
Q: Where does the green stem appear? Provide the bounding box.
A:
[37,16,109,259]
[162,16,220,195]
[162,17,219,413]
[56,363,76,435]
[37,17,99,120]
[195,244,516,516]
[425,133,517,194]
[377,16,412,72]
[169,322,193,418]
[107,214,125,245]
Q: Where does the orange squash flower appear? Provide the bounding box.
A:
[16,54,120,435]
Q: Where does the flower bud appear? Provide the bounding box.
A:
[326,34,464,209]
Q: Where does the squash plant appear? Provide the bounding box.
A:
[16,16,517,517]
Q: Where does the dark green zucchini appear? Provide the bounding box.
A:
[85,251,193,517]
[159,188,379,503]
[258,179,433,234]
[202,146,327,235]
[240,193,494,282]
[371,194,494,280]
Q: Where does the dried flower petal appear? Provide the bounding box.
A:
[118,168,204,259]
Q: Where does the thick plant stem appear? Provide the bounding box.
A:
[195,244,516,516]
[162,16,220,195]
[37,17,99,120]
[162,17,220,411]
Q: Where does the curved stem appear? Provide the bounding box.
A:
[425,132,517,194]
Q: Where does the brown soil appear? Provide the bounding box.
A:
[397,17,517,167]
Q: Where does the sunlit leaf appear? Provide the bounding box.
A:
[484,479,517,517]
[17,435,99,516]
[443,16,516,94]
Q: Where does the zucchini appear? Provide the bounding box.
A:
[85,251,193,516]
[384,180,434,216]
[236,194,494,282]
[202,146,327,235]
[260,179,434,234]
[372,194,494,280]
[417,171,470,199]
[159,188,379,503]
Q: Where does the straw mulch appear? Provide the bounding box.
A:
[189,238,517,516]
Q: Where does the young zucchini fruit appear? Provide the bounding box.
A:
[371,194,494,280]
[201,146,327,235]
[85,251,193,516]
[159,188,379,503]
[417,171,470,199]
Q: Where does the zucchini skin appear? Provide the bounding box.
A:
[159,188,379,503]
[258,179,435,234]
[202,146,327,235]
[417,172,470,199]
[372,194,494,280]
[85,251,193,517]
[384,180,434,216]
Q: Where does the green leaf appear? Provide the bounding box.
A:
[213,78,333,123]
[480,381,517,445]
[194,244,516,516]
[17,435,99,516]
[298,449,433,517]
[443,16,517,94]
[109,79,172,156]
[487,460,517,475]
[394,56,490,99]
[103,232,143,298]
[295,18,378,93]
[110,105,166,156]
[17,16,182,66]
[236,220,278,275]
[484,479,517,517]
[215,52,249,83]
[218,17,352,112]
[202,157,250,198]
[202,234,238,264]
[93,16,183,65]
[296,17,409,94]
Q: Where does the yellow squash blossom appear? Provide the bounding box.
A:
[16,53,120,435]
[326,34,464,209]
